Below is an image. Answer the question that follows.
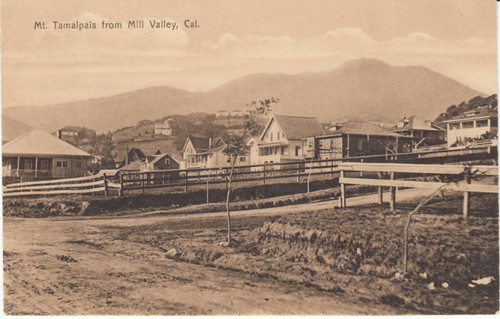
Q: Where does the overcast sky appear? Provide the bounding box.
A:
[1,0,497,107]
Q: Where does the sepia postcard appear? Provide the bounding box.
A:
[1,0,499,315]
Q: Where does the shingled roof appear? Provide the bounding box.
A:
[331,121,404,137]
[394,116,445,132]
[186,135,210,152]
[262,115,324,140]
[443,107,498,123]
[2,130,90,157]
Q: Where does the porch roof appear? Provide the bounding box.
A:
[3,130,91,158]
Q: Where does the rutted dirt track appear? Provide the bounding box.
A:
[3,189,499,315]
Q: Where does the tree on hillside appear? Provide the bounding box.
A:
[221,98,279,246]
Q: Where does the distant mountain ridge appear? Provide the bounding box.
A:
[3,58,484,133]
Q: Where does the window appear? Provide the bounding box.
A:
[227,157,231,163]
[281,147,285,155]
[277,132,280,140]
[358,140,363,151]
[165,158,170,165]
[62,161,68,168]
[24,159,33,170]
[239,156,246,162]
[270,132,273,141]
[462,121,474,129]
[56,161,62,168]
[476,120,489,128]
[295,146,300,156]
[76,161,82,168]
[449,123,460,130]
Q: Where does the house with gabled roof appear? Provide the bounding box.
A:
[183,136,249,168]
[305,121,413,160]
[182,136,247,168]
[393,116,445,148]
[2,130,91,181]
[247,114,324,165]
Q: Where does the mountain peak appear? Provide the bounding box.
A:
[337,58,389,71]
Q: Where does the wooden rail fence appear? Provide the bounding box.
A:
[119,158,340,195]
[3,173,119,198]
[338,163,498,217]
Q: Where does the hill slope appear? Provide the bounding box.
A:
[2,115,34,143]
[3,58,484,133]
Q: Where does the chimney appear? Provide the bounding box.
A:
[57,129,62,139]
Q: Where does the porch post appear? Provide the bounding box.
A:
[35,157,38,177]
[17,156,20,176]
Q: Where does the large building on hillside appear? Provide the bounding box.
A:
[442,106,498,147]
[2,130,91,181]
[247,114,324,165]
[154,118,173,136]
[303,121,412,160]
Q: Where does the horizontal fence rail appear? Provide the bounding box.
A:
[118,158,341,195]
[337,162,498,218]
[3,174,119,198]
[3,144,496,199]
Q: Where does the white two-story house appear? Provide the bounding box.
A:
[443,106,498,147]
[247,114,324,166]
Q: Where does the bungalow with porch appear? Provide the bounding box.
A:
[2,130,91,182]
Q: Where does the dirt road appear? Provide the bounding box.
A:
[3,188,470,315]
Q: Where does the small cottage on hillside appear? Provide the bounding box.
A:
[2,130,91,181]
[247,114,324,165]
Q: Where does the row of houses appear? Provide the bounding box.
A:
[182,108,498,169]
[2,106,496,181]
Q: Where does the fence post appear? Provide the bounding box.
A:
[103,173,109,197]
[339,169,346,208]
[390,171,396,211]
[263,165,266,185]
[185,171,189,192]
[463,173,471,218]
[206,170,210,204]
[141,173,145,195]
[297,163,300,183]
[119,173,124,196]
[377,172,383,205]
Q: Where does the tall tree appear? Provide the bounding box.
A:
[221,98,279,246]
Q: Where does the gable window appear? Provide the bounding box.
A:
[165,158,170,165]
[277,132,280,140]
[270,132,273,142]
